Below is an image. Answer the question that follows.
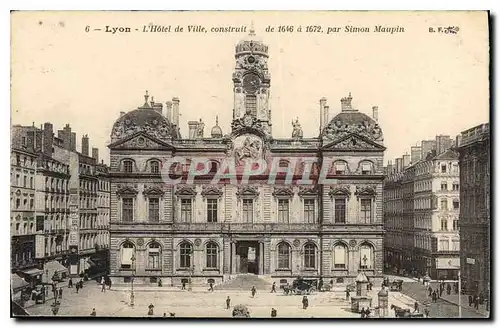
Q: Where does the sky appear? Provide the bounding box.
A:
[11,11,490,165]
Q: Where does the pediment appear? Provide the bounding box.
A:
[116,185,138,195]
[201,185,223,198]
[175,186,197,197]
[108,132,175,150]
[322,133,385,151]
[272,187,294,198]
[144,186,165,196]
[236,185,259,198]
[329,186,351,197]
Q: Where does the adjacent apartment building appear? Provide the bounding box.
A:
[384,135,460,279]
[456,123,490,297]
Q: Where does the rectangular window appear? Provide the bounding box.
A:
[452,240,460,251]
[453,200,459,209]
[304,199,315,224]
[334,198,346,223]
[148,250,160,269]
[441,182,447,191]
[360,199,372,224]
[361,163,372,175]
[278,199,289,224]
[245,95,257,116]
[242,199,253,223]
[122,198,133,222]
[440,219,448,231]
[452,183,459,191]
[441,199,448,210]
[441,164,447,173]
[207,199,218,223]
[453,219,459,231]
[180,199,192,223]
[148,198,160,223]
[439,240,449,251]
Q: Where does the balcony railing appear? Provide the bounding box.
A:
[111,222,323,232]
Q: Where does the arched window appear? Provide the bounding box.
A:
[333,243,347,269]
[150,160,160,174]
[359,243,374,270]
[180,242,192,268]
[304,243,316,269]
[360,161,373,175]
[148,242,161,269]
[206,242,218,269]
[123,160,133,173]
[120,241,135,269]
[277,242,291,270]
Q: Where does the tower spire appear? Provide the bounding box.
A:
[249,21,255,36]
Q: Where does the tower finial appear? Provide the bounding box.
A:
[144,90,149,104]
[249,21,255,36]
[216,115,219,125]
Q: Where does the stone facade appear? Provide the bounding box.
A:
[384,137,460,279]
[456,123,490,297]
[108,30,385,286]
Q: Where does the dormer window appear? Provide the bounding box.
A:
[361,162,372,175]
[150,160,160,174]
[123,160,133,173]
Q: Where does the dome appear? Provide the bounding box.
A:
[110,92,174,143]
[210,116,223,138]
[322,93,383,142]
[235,26,268,58]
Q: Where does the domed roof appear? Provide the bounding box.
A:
[110,92,174,143]
[322,93,383,142]
[210,116,223,138]
[235,25,268,58]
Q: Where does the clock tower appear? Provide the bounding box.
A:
[232,26,272,135]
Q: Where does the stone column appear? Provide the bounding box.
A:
[258,242,264,275]
[231,242,237,274]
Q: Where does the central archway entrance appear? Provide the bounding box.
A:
[236,241,260,274]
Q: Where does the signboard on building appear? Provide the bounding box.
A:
[436,257,460,269]
[466,257,476,265]
[35,234,45,259]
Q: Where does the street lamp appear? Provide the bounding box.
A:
[45,269,49,296]
[448,261,461,318]
[130,254,136,307]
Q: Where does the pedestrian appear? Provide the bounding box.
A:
[101,276,105,286]
[251,286,256,298]
[468,295,473,307]
[302,296,309,309]
[209,282,214,292]
[368,282,373,291]
[346,289,350,301]
[163,313,167,318]
[158,278,162,287]
[108,279,112,290]
[414,301,419,313]
[424,307,430,318]
[76,282,80,293]
[101,280,106,292]
[182,281,186,290]
[271,282,276,293]
[432,291,437,303]
[428,287,432,297]
[474,295,479,310]
[318,278,323,292]
[68,278,73,288]
[79,279,84,289]
[226,296,231,309]
[365,307,371,318]
[90,308,96,316]
[360,307,366,318]
[479,292,484,305]
[271,308,277,318]
[447,283,451,295]
[148,303,154,316]
[59,287,63,299]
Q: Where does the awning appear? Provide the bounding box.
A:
[11,274,30,292]
[20,268,44,276]
[42,260,68,283]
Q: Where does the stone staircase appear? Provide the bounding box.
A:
[214,274,272,291]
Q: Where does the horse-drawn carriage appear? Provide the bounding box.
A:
[282,277,317,295]
[390,305,424,318]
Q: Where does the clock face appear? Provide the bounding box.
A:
[243,73,260,93]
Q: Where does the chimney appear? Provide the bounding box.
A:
[119,111,126,117]
[319,97,327,133]
[411,146,422,164]
[340,92,354,112]
[70,132,76,151]
[188,121,198,139]
[82,134,89,156]
[165,101,173,121]
[323,105,330,129]
[372,106,379,122]
[403,154,411,168]
[92,147,99,162]
[43,122,54,156]
[172,97,180,126]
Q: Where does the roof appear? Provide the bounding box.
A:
[433,148,459,160]
[355,272,369,283]
[330,111,375,125]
